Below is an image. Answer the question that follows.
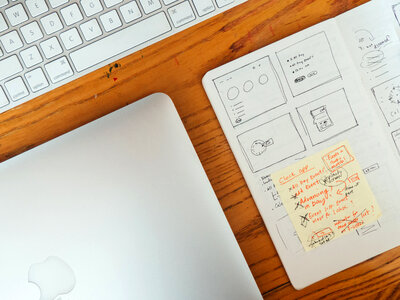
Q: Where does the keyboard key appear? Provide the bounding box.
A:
[163,0,177,5]
[0,55,23,82]
[81,0,103,17]
[41,12,64,34]
[45,56,73,83]
[192,0,215,16]
[48,0,69,8]
[5,77,29,101]
[20,46,43,67]
[140,0,162,14]
[26,0,49,17]
[0,13,8,32]
[104,0,123,7]
[20,21,44,44]
[215,0,233,8]
[70,12,171,72]
[0,0,8,8]
[60,28,83,50]
[0,87,9,108]
[168,1,195,27]
[0,31,23,53]
[120,1,142,23]
[80,19,102,41]
[40,37,63,59]
[5,4,28,26]
[60,3,83,25]
[100,10,122,32]
[25,68,49,92]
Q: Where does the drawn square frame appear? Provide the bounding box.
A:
[371,74,400,126]
[212,55,287,128]
[237,113,306,173]
[296,88,358,146]
[276,31,342,98]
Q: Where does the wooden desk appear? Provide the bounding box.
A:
[1,0,400,298]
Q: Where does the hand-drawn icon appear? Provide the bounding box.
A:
[310,105,333,132]
[275,214,304,253]
[213,55,286,127]
[276,31,341,97]
[296,89,358,146]
[243,80,254,92]
[300,213,309,228]
[363,163,380,174]
[250,138,274,156]
[356,220,381,236]
[372,75,400,125]
[308,227,335,248]
[227,86,240,100]
[237,113,306,173]
[355,28,392,80]
[392,128,400,155]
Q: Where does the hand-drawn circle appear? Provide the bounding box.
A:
[251,140,267,156]
[227,86,239,100]
[360,50,384,68]
[258,74,268,85]
[243,80,254,93]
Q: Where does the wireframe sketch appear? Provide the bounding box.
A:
[296,89,358,146]
[393,3,400,27]
[276,31,341,97]
[237,113,306,173]
[213,56,286,127]
[392,128,400,155]
[310,106,333,132]
[356,220,381,236]
[355,28,392,80]
[372,75,400,125]
[276,214,304,253]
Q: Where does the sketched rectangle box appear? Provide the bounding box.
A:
[392,128,400,155]
[237,113,306,173]
[296,89,358,146]
[276,31,341,97]
[372,75,400,125]
[213,55,286,127]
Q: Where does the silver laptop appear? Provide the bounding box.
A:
[0,93,261,300]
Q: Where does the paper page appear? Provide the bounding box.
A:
[203,15,400,289]
[271,141,381,251]
[336,0,400,158]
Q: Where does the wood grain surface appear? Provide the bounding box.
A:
[1,0,400,298]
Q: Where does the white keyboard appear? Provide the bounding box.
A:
[0,0,246,113]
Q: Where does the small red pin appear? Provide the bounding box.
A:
[113,78,118,82]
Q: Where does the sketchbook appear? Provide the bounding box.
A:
[202,0,400,289]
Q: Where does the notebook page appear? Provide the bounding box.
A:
[336,0,400,162]
[203,17,400,289]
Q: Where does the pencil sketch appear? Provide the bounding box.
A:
[276,31,341,97]
[251,138,274,156]
[213,55,287,127]
[260,175,285,212]
[355,28,392,80]
[372,75,400,125]
[393,3,400,27]
[356,220,381,236]
[276,214,304,253]
[363,163,380,175]
[296,89,358,146]
[237,113,306,173]
[310,106,333,132]
[391,128,400,155]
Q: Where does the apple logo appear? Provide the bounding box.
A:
[28,256,76,300]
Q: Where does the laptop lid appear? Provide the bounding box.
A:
[0,93,261,300]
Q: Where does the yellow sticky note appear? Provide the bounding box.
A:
[271,141,381,251]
